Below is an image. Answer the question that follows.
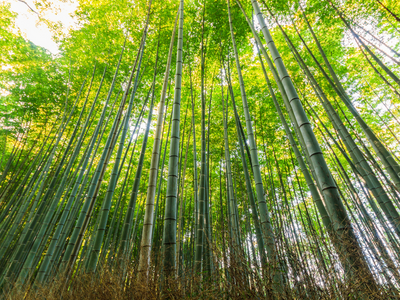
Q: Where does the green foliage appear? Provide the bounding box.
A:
[1,0,400,295]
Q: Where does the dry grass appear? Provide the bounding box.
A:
[2,233,399,299]
[3,252,399,300]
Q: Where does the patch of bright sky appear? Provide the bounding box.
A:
[6,0,78,54]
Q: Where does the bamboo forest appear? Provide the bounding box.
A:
[1,0,400,298]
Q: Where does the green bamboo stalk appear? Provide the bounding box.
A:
[118,87,155,265]
[220,68,239,248]
[86,23,155,273]
[298,3,400,192]
[195,2,207,275]
[225,68,268,268]
[162,0,184,280]
[227,0,280,283]
[138,9,179,281]
[280,20,400,240]
[251,0,377,286]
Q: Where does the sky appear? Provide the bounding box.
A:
[6,0,78,54]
